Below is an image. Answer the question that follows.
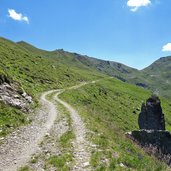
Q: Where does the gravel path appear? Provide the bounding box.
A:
[0,90,59,171]
[55,82,94,171]
[56,96,91,170]
[0,81,97,171]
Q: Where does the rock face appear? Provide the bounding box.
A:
[126,96,171,165]
[138,95,165,130]
[0,82,33,112]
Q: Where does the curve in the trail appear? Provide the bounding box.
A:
[0,80,98,171]
[0,90,59,171]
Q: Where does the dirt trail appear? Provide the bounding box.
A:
[0,81,97,171]
[55,81,97,170]
[0,90,59,171]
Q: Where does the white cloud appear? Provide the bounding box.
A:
[162,43,171,52]
[8,9,29,24]
[127,0,151,12]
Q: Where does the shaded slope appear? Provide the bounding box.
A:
[74,53,138,76]
[17,41,140,80]
[142,56,171,99]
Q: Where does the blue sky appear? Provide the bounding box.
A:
[0,0,171,69]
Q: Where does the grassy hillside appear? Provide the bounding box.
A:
[1,36,171,132]
[60,78,171,170]
[0,37,104,96]
[17,41,140,83]
[0,68,27,137]
[0,37,104,137]
[1,37,171,168]
[17,40,171,99]
[74,54,171,100]
[142,56,171,99]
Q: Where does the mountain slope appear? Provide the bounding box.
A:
[60,78,171,170]
[17,40,171,99]
[0,37,104,137]
[0,37,171,170]
[0,37,104,95]
[0,37,170,143]
[142,56,171,99]
[17,41,140,81]
[73,53,140,81]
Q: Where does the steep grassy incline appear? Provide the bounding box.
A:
[60,78,171,170]
[0,37,104,95]
[0,67,29,137]
[1,37,171,169]
[0,37,104,137]
[17,41,140,83]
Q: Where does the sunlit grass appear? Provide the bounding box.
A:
[60,78,170,170]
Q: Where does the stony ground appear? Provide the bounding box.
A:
[0,90,59,171]
[55,84,92,171]
[0,82,96,171]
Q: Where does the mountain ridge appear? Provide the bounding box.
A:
[16,38,171,99]
[16,40,140,70]
[1,36,171,100]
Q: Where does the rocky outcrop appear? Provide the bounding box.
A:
[126,96,171,165]
[0,82,32,112]
[138,95,165,130]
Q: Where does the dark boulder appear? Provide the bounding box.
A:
[126,96,171,165]
[138,95,165,130]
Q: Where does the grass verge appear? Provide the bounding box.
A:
[60,77,170,170]
[47,101,75,170]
